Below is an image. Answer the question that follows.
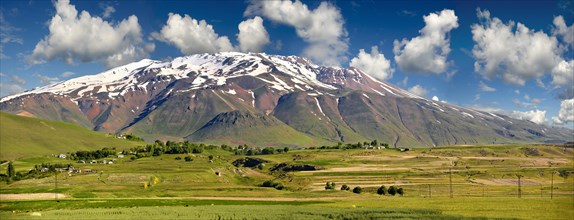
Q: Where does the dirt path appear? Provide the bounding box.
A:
[0,193,66,200]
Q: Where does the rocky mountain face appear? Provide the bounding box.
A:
[1,52,571,147]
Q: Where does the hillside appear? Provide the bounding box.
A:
[187,110,323,147]
[1,52,572,147]
[0,112,143,160]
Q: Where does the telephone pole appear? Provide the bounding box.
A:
[517,175,522,198]
[449,168,453,198]
[551,171,554,199]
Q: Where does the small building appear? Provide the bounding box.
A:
[78,160,86,164]
[117,154,124,158]
[107,161,113,164]
[58,154,67,159]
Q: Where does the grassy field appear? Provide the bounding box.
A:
[0,112,143,160]
[0,144,572,219]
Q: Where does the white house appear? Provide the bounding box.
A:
[58,154,67,159]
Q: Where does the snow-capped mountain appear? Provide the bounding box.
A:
[1,52,571,147]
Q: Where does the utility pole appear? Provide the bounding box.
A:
[517,175,522,198]
[449,168,453,198]
[551,171,554,199]
[428,184,431,198]
[55,171,58,202]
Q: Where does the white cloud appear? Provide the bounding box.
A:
[478,81,496,92]
[509,109,547,124]
[400,77,408,87]
[553,16,574,49]
[28,0,151,68]
[0,11,23,60]
[551,59,574,86]
[432,96,440,101]
[393,9,458,74]
[471,9,561,86]
[408,84,428,97]
[102,5,115,19]
[349,46,394,80]
[60,71,76,77]
[34,74,59,85]
[0,83,24,97]
[237,16,270,52]
[152,13,234,55]
[245,0,349,66]
[10,75,25,85]
[552,98,574,124]
[514,89,520,94]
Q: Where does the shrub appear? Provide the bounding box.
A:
[184,156,193,162]
[397,187,404,196]
[175,157,182,160]
[352,186,362,194]
[388,186,397,196]
[261,180,284,190]
[377,185,387,195]
[325,182,336,190]
[340,184,350,191]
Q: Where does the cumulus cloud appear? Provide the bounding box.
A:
[551,59,574,86]
[101,5,115,19]
[245,0,349,66]
[552,98,574,124]
[349,46,393,80]
[509,109,547,124]
[432,96,440,101]
[152,13,234,55]
[478,81,496,92]
[553,16,574,49]
[237,16,270,52]
[407,84,428,97]
[28,0,152,68]
[471,9,562,86]
[393,9,458,74]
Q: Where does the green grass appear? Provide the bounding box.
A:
[0,144,572,219]
[0,112,144,160]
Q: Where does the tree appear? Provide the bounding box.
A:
[397,187,404,196]
[371,140,379,147]
[184,156,193,162]
[261,147,275,155]
[340,184,350,191]
[377,185,387,195]
[388,185,397,196]
[208,155,214,161]
[353,186,363,194]
[325,182,336,190]
[283,147,289,153]
[7,161,15,178]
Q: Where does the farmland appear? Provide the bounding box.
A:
[1,144,573,219]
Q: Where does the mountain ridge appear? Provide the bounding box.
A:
[1,52,572,147]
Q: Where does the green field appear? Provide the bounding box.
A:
[0,142,573,219]
[0,112,143,160]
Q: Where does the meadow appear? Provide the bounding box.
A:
[0,144,572,219]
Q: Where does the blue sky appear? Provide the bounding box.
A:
[0,0,573,128]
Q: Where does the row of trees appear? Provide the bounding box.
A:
[1,162,72,183]
[327,182,404,196]
[310,140,390,150]
[71,148,116,160]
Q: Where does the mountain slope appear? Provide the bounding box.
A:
[187,110,322,147]
[0,111,142,160]
[1,52,571,147]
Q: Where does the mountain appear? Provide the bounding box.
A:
[1,52,572,147]
[0,112,142,160]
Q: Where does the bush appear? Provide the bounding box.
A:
[397,187,404,196]
[352,186,362,194]
[184,156,193,162]
[388,185,397,196]
[325,182,336,190]
[261,180,284,190]
[174,157,182,160]
[340,184,350,191]
[377,185,387,195]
